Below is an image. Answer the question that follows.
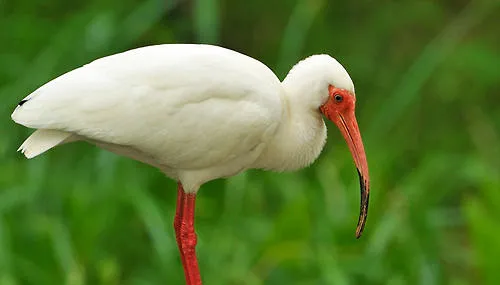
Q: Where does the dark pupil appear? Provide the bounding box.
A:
[334,94,343,102]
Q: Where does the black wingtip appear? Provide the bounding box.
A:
[18,99,28,106]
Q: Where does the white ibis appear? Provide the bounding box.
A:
[11,44,370,285]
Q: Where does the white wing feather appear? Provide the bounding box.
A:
[12,44,284,171]
[17,129,73,159]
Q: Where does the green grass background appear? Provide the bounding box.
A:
[1,0,500,284]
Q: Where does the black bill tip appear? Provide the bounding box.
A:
[355,168,370,239]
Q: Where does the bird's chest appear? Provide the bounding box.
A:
[290,121,327,170]
[254,117,327,172]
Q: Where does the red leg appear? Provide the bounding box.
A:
[174,183,186,268]
[174,182,202,285]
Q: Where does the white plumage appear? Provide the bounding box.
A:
[12,44,372,283]
[12,44,355,193]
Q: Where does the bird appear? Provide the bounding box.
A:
[11,44,371,285]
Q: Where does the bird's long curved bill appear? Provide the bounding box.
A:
[336,112,370,238]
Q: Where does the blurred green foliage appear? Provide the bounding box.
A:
[1,0,500,284]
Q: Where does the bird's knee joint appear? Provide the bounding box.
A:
[180,230,198,247]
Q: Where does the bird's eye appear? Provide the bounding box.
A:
[334,94,343,103]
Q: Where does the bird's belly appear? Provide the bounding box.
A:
[176,142,267,192]
[89,139,172,172]
[90,136,266,192]
[87,127,273,188]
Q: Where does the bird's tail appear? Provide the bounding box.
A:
[17,129,74,159]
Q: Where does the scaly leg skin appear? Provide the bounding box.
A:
[174,184,187,270]
[174,182,202,285]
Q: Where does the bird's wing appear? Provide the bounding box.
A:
[12,44,284,169]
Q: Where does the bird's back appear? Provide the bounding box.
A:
[12,44,284,179]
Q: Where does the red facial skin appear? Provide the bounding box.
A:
[320,85,370,238]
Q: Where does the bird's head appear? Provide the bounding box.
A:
[283,54,370,238]
[320,84,370,239]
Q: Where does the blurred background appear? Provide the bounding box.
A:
[1,0,500,284]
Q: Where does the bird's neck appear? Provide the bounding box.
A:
[253,84,327,172]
